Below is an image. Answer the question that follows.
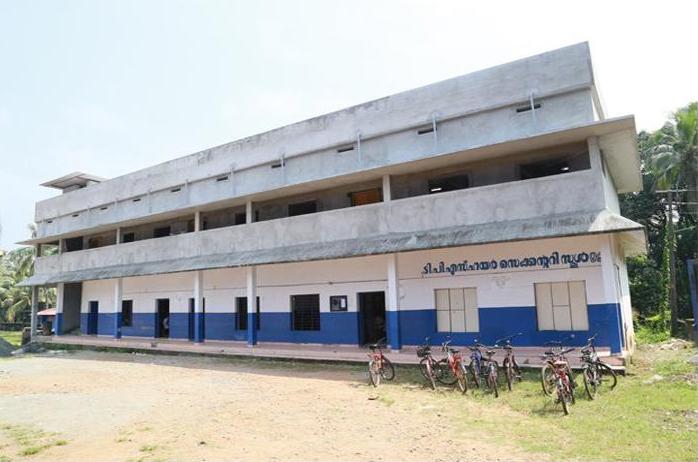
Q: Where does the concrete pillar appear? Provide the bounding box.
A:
[194,211,201,231]
[58,239,63,254]
[30,286,39,338]
[246,200,253,224]
[386,253,401,351]
[193,271,204,343]
[55,283,64,336]
[246,266,257,346]
[115,228,121,244]
[587,137,603,172]
[382,175,391,202]
[113,278,123,339]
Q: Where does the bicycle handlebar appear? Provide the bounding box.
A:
[494,332,522,346]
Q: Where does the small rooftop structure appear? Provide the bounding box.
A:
[40,172,106,193]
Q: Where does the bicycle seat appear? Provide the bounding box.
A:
[553,360,568,367]
[449,348,460,354]
[369,344,382,350]
[486,349,496,356]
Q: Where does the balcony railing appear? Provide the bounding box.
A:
[34,170,605,277]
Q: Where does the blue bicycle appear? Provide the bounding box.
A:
[467,340,499,397]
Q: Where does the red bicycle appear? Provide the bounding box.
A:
[441,338,469,394]
[367,338,395,387]
[545,346,576,415]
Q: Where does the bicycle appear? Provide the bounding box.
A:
[367,338,395,387]
[548,346,576,415]
[467,341,499,397]
[416,337,453,390]
[494,332,523,391]
[441,338,469,394]
[540,337,575,397]
[580,334,617,399]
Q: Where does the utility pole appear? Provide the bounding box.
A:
[667,190,679,336]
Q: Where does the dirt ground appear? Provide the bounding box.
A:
[0,350,540,462]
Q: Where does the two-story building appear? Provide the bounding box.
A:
[20,43,645,356]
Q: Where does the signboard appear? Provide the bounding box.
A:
[421,250,602,277]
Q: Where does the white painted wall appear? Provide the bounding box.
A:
[80,234,617,316]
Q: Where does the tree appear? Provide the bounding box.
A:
[649,102,698,256]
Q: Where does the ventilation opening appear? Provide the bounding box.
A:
[417,126,435,135]
[132,197,142,202]
[516,103,542,113]
[271,161,285,169]
[216,175,229,182]
[99,206,108,211]
[337,145,355,153]
[46,220,53,224]
[72,213,80,218]
[170,187,182,193]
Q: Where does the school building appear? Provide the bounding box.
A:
[20,43,645,356]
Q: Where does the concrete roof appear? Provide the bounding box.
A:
[40,172,107,190]
[19,209,644,286]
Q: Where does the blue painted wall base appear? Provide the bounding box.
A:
[77,303,624,353]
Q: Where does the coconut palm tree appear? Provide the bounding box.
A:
[649,102,698,255]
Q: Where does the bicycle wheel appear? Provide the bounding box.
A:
[512,358,522,382]
[488,366,499,398]
[597,362,618,390]
[567,371,576,405]
[381,358,396,381]
[435,359,458,385]
[503,358,514,391]
[455,362,468,394]
[583,366,598,400]
[558,381,570,416]
[368,360,381,387]
[541,363,556,396]
[419,358,431,380]
[468,360,481,389]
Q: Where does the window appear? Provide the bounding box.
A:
[349,188,382,206]
[122,300,133,327]
[234,212,247,225]
[153,226,171,238]
[435,288,479,333]
[291,294,320,331]
[64,236,84,252]
[170,187,182,193]
[516,103,541,113]
[520,158,571,180]
[87,237,101,249]
[535,281,589,331]
[216,175,229,182]
[428,174,469,194]
[236,297,260,330]
[329,295,348,312]
[417,126,436,135]
[122,232,135,243]
[337,145,355,153]
[288,200,317,217]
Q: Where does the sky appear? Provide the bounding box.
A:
[0,0,696,249]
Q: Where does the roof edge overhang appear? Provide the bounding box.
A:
[19,209,645,287]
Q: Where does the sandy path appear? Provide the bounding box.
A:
[0,351,540,461]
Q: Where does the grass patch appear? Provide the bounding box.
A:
[375,343,697,462]
[0,331,22,348]
[0,422,68,457]
[139,444,158,452]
